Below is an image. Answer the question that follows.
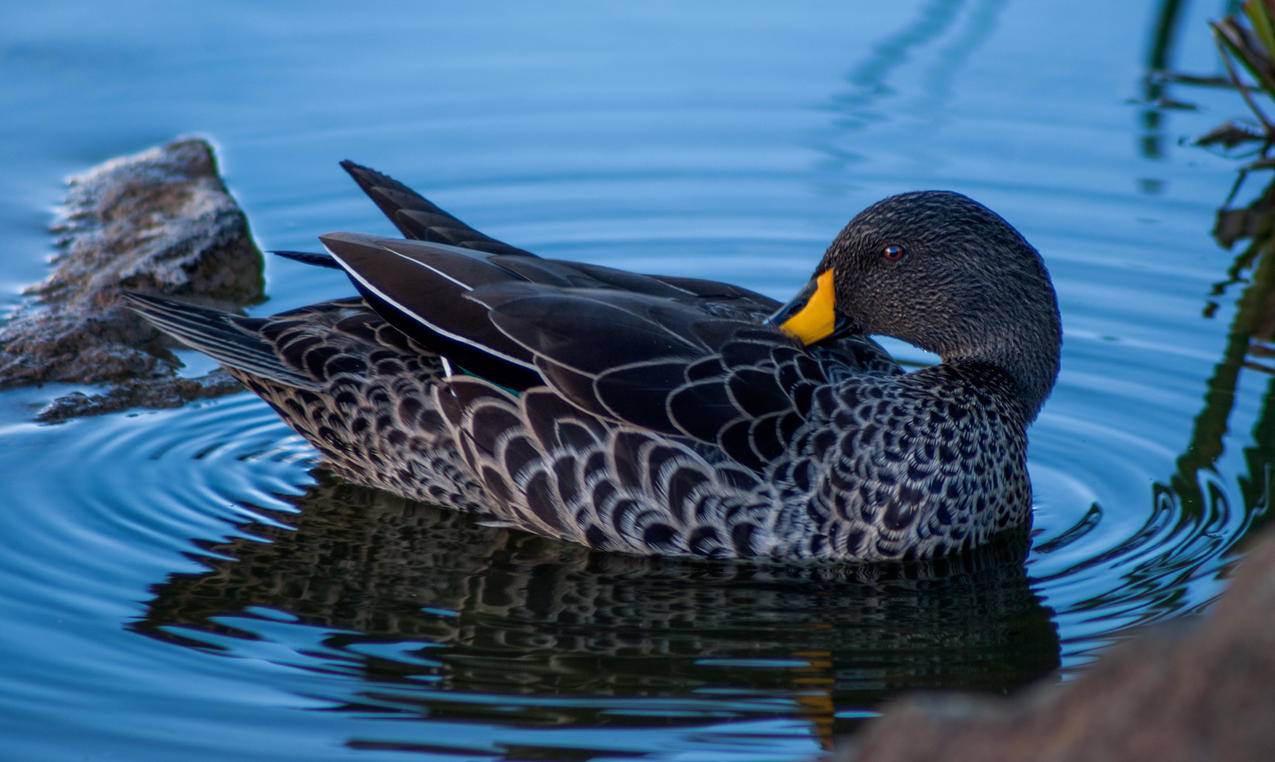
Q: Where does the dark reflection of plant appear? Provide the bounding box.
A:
[132,475,1059,752]
[1140,0,1192,159]
[1167,1,1275,547]
[1111,2,1275,629]
[1075,171,1274,634]
[1178,176,1275,529]
[1072,176,1275,629]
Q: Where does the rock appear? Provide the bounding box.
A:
[0,137,264,419]
[34,372,245,423]
[830,530,1275,762]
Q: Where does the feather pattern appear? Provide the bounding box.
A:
[127,163,1059,561]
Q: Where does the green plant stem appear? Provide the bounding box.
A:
[1216,32,1275,138]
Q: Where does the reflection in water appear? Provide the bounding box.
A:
[1187,175,1275,532]
[919,0,1007,109]
[833,0,965,118]
[4,2,1275,759]
[133,475,1059,753]
[118,170,1275,758]
[1032,176,1275,638]
[816,0,979,180]
[1140,0,1189,159]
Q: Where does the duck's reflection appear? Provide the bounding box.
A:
[133,474,1059,742]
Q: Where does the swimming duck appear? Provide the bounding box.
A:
[127,162,1060,562]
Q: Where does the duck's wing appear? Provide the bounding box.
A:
[317,233,543,389]
[470,283,841,471]
[340,160,534,256]
[316,232,791,392]
[319,232,893,471]
[334,162,787,319]
[274,162,538,271]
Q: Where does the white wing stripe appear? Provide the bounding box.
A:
[381,244,474,291]
[323,240,538,372]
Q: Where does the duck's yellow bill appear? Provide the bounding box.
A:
[768,269,837,346]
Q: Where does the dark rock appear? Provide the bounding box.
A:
[35,371,245,423]
[0,137,264,419]
[830,530,1275,762]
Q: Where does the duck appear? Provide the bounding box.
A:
[126,161,1061,562]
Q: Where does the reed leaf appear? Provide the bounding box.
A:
[1244,0,1275,63]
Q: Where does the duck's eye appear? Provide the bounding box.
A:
[882,244,906,261]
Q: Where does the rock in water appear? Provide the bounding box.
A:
[830,529,1275,762]
[0,137,264,420]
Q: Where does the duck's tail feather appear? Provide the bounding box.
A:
[122,292,320,391]
[339,160,535,258]
[270,250,343,269]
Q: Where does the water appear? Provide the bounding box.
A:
[1,1,1272,759]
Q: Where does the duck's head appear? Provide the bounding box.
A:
[768,191,1061,420]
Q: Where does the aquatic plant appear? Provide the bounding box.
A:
[1210,0,1275,148]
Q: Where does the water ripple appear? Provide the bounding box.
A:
[2,1,1273,759]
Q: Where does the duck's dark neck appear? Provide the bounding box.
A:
[940,314,1061,422]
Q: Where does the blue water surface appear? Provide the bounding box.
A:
[1,2,1272,760]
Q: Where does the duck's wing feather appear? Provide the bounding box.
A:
[335,162,786,308]
[317,231,792,391]
[467,282,835,471]
[340,160,533,256]
[319,232,548,388]
[319,229,899,471]
[270,249,343,269]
